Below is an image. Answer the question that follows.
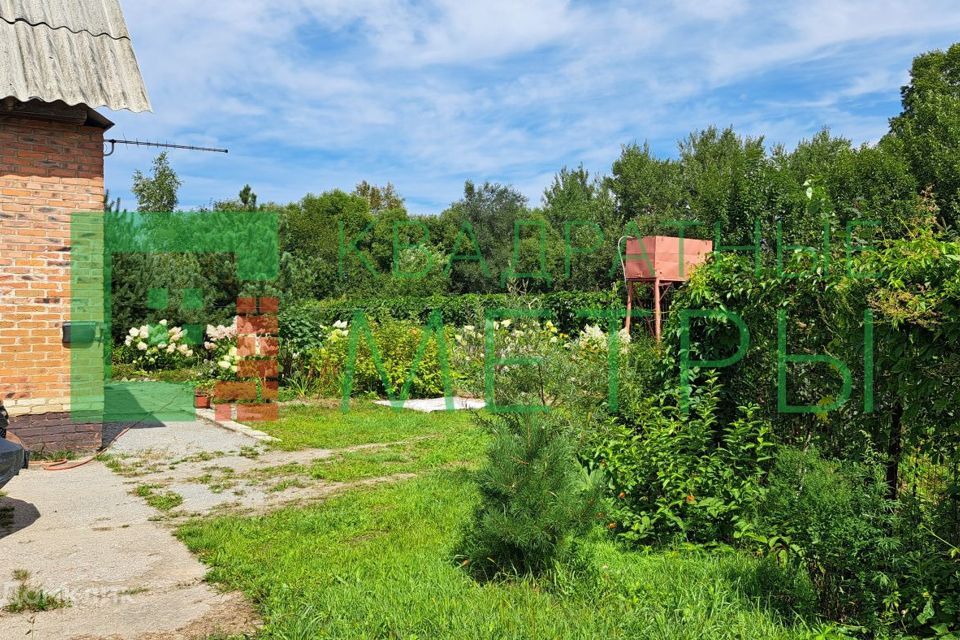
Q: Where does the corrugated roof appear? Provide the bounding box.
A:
[0,0,151,112]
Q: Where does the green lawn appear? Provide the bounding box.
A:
[179,405,830,639]
[256,401,476,451]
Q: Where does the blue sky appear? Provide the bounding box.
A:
[104,0,960,214]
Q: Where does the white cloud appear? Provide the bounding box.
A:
[104,0,960,212]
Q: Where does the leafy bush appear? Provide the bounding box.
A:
[591,374,774,546]
[280,290,618,348]
[458,411,602,579]
[450,317,567,403]
[892,493,960,636]
[752,447,898,629]
[300,319,452,399]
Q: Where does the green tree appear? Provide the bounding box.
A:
[282,190,376,299]
[239,184,258,211]
[606,142,682,228]
[889,42,960,229]
[132,152,181,212]
[458,411,601,579]
[353,180,405,214]
[437,181,529,293]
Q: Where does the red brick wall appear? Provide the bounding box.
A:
[0,113,105,451]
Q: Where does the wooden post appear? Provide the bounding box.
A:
[653,278,662,342]
[625,281,634,332]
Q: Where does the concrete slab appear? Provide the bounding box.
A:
[108,418,258,459]
[0,460,256,639]
[195,407,277,443]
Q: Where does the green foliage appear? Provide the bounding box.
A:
[296,319,450,399]
[592,375,774,546]
[458,411,603,579]
[134,484,184,511]
[450,316,568,404]
[353,180,405,214]
[753,448,898,628]
[435,181,529,292]
[132,152,181,213]
[281,189,376,300]
[280,290,618,343]
[889,42,960,228]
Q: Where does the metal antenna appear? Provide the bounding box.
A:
[104,138,229,156]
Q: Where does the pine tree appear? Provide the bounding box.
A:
[459,411,602,579]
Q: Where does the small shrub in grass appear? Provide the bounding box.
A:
[457,411,603,580]
[134,484,184,512]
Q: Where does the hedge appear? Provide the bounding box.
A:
[279,291,621,354]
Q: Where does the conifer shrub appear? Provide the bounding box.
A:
[458,411,602,580]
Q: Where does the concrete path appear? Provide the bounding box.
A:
[0,437,257,639]
[0,416,410,639]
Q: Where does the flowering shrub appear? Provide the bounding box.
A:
[203,324,239,381]
[451,318,565,400]
[120,320,195,370]
[573,323,631,354]
[276,314,641,406]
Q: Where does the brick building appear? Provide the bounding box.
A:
[0,1,150,452]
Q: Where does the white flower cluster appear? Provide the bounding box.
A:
[217,346,240,374]
[123,320,194,357]
[203,323,237,350]
[324,320,349,342]
[575,323,631,353]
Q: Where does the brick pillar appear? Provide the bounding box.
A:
[0,107,107,452]
[214,296,280,422]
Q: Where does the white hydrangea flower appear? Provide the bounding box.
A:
[159,319,168,326]
[128,327,139,337]
[137,341,148,351]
